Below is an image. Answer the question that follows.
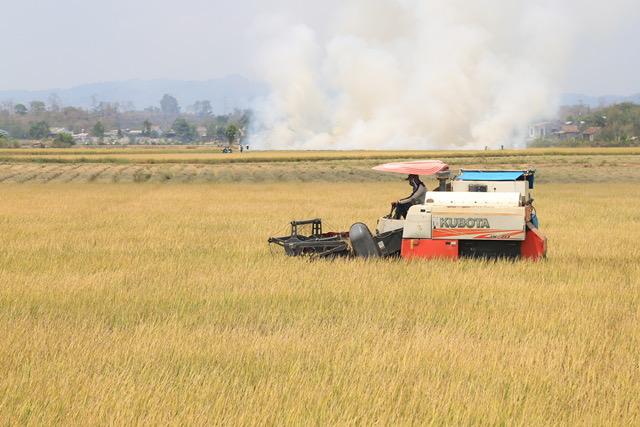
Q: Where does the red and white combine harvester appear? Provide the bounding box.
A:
[268,160,547,260]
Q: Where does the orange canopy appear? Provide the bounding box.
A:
[372,160,449,176]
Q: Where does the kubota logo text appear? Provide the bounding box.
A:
[439,217,490,228]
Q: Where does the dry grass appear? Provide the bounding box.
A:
[0,181,639,424]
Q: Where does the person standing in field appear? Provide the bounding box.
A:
[393,174,426,219]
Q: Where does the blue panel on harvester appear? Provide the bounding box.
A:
[458,171,525,181]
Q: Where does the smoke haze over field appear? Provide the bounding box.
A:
[252,0,639,149]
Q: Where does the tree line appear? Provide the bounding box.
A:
[0,94,251,145]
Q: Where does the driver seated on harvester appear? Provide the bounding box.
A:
[392,174,426,219]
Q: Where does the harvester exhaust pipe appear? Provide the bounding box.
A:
[349,223,380,258]
[436,170,451,192]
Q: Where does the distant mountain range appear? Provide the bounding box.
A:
[0,76,637,112]
[0,75,269,114]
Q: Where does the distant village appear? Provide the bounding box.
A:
[527,102,640,147]
[0,94,251,149]
[0,123,248,150]
[38,124,246,147]
[528,122,603,143]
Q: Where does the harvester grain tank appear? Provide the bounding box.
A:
[268,160,547,260]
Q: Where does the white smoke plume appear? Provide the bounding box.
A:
[251,0,634,150]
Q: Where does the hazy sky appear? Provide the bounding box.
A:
[1,0,639,95]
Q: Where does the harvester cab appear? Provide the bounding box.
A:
[395,168,546,260]
[269,160,547,261]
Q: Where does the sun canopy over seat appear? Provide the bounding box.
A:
[372,160,449,176]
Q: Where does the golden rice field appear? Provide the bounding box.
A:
[1,146,639,165]
[0,149,639,424]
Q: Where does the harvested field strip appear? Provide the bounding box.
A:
[1,159,639,184]
[1,149,638,184]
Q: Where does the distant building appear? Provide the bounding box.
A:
[554,124,581,140]
[528,121,561,140]
[49,127,68,136]
[72,132,91,144]
[582,127,602,142]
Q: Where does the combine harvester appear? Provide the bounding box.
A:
[269,160,546,260]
